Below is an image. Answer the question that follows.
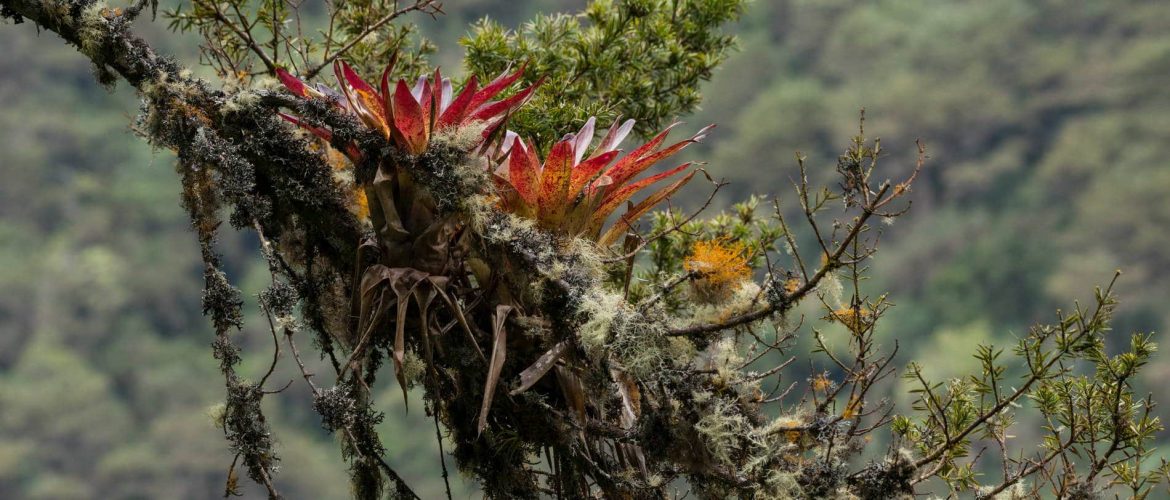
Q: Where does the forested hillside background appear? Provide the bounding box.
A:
[3,0,1169,497]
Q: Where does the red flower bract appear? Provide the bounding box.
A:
[277,57,542,159]
[494,117,714,245]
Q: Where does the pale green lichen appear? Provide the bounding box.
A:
[688,281,765,328]
[77,1,111,58]
[832,488,862,500]
[645,474,666,488]
[692,390,713,404]
[578,289,624,359]
[743,419,794,484]
[847,448,917,499]
[469,204,542,251]
[274,313,298,332]
[665,336,698,365]
[579,286,684,379]
[463,194,499,231]
[760,412,810,438]
[608,310,677,379]
[977,482,1030,500]
[432,121,489,152]
[575,283,692,381]
[252,75,282,91]
[221,88,262,115]
[138,72,206,141]
[819,271,844,307]
[693,395,752,465]
[39,0,74,29]
[400,349,426,388]
[547,237,604,281]
[405,123,492,215]
[705,338,746,387]
[761,471,804,499]
[206,402,228,429]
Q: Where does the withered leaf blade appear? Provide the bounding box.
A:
[554,365,587,424]
[412,279,439,371]
[478,304,513,436]
[350,239,382,327]
[511,340,569,396]
[389,268,427,411]
[369,169,410,245]
[410,213,460,275]
[429,279,486,363]
[611,368,642,427]
[611,367,650,480]
[357,264,391,345]
[554,365,592,461]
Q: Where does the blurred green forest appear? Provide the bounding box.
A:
[3,0,1170,497]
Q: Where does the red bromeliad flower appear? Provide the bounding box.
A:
[495,117,714,245]
[276,57,542,159]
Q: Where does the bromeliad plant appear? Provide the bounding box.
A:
[275,57,544,278]
[494,117,714,244]
[274,57,554,449]
[268,54,739,498]
[276,57,541,161]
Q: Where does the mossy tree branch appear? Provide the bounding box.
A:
[5,1,1167,498]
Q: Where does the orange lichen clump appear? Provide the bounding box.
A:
[842,395,862,420]
[324,147,350,171]
[352,188,369,220]
[827,306,872,334]
[784,277,802,295]
[310,143,368,219]
[685,238,751,302]
[772,416,806,444]
[811,374,832,392]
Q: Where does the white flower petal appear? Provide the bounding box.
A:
[596,118,636,156]
[411,76,427,101]
[440,78,453,113]
[573,117,596,165]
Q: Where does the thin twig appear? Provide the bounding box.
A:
[305,0,442,78]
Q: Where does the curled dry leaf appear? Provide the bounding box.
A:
[478,304,514,436]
